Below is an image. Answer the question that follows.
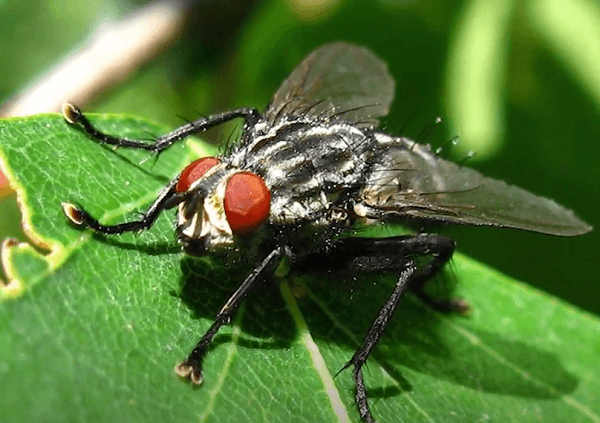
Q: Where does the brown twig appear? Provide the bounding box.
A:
[0,1,188,117]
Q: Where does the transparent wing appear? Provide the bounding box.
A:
[361,142,592,236]
[265,42,395,127]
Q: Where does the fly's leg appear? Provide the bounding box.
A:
[325,234,457,423]
[364,235,469,314]
[175,246,287,384]
[341,261,417,423]
[62,177,184,234]
[63,103,260,154]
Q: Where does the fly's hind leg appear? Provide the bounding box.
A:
[391,234,470,314]
[340,261,417,423]
[323,234,458,423]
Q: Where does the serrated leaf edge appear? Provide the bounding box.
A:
[0,147,80,299]
[0,125,214,300]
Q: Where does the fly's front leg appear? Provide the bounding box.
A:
[62,177,184,234]
[63,103,260,153]
[175,246,288,384]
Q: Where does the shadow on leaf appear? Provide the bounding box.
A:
[172,251,578,403]
[299,269,578,400]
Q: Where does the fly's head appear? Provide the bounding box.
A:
[175,157,271,255]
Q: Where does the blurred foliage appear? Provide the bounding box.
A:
[0,0,598,316]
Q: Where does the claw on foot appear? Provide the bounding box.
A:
[62,103,82,124]
[61,203,84,226]
[175,361,204,385]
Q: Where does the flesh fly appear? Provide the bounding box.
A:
[62,42,591,423]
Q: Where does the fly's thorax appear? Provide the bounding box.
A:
[230,116,377,227]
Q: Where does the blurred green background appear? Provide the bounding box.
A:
[0,0,598,314]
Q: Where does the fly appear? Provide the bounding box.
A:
[61,42,592,423]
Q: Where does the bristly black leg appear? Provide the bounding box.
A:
[365,235,467,314]
[62,177,185,234]
[313,234,458,423]
[333,234,466,314]
[63,103,260,154]
[175,246,288,385]
[344,261,417,423]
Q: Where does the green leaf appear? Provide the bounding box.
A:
[1,114,599,423]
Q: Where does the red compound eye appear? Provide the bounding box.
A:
[223,172,270,235]
[176,157,221,193]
